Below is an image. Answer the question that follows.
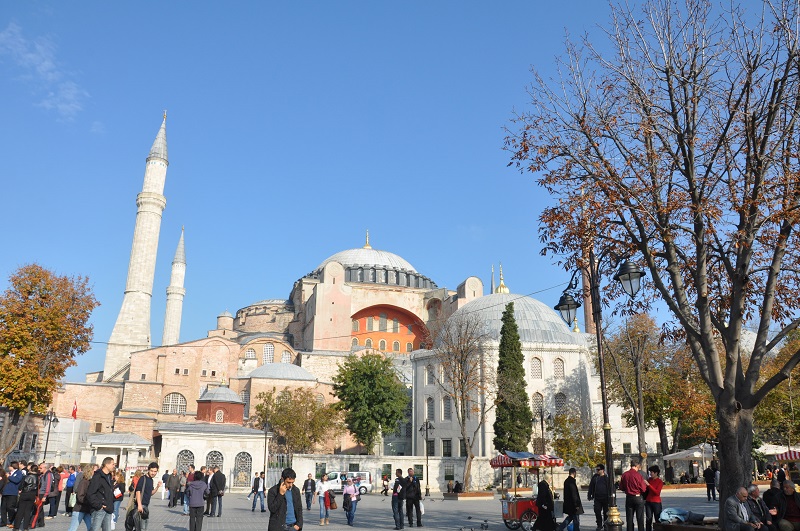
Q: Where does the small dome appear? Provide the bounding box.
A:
[198,385,243,404]
[446,293,585,346]
[316,248,416,273]
[248,363,316,381]
[218,310,233,318]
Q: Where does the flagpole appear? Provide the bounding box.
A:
[71,400,77,464]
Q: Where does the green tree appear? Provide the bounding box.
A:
[331,353,408,454]
[754,330,800,447]
[549,410,604,467]
[252,386,342,457]
[493,303,533,452]
[0,264,98,460]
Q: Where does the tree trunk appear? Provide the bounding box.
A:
[656,418,670,457]
[717,403,754,527]
[670,418,683,454]
[463,452,474,492]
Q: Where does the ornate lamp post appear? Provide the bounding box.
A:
[419,420,435,497]
[42,410,59,464]
[555,254,644,531]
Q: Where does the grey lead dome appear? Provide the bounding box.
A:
[316,247,417,273]
[447,292,585,346]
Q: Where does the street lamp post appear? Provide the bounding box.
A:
[555,253,644,531]
[419,420,435,497]
[532,408,551,454]
[42,410,59,464]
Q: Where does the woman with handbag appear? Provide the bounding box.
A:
[341,478,359,526]
[314,473,331,525]
[111,472,125,529]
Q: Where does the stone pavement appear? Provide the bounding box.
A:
[32,489,722,531]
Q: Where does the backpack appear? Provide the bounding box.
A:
[49,472,58,494]
[21,474,38,493]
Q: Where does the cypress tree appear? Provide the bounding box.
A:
[493,302,533,452]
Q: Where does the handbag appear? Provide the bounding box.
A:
[69,492,77,507]
[420,501,425,515]
[576,506,585,515]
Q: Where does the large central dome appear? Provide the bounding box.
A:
[316,247,416,273]
[446,292,585,346]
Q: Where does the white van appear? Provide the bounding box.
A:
[326,471,373,495]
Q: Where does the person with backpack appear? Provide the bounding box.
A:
[405,468,422,528]
[36,463,56,526]
[14,464,38,531]
[46,466,61,519]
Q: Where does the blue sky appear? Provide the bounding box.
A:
[0,1,617,380]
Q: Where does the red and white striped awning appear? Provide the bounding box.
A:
[490,454,514,468]
[776,450,800,462]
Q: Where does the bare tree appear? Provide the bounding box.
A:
[429,311,495,492]
[506,0,800,510]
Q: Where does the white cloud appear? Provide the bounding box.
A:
[0,22,88,120]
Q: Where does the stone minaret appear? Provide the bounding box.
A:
[161,228,186,346]
[103,115,169,380]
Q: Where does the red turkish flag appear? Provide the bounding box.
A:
[71,400,77,419]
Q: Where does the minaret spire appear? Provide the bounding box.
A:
[495,263,510,294]
[491,264,496,294]
[104,115,169,380]
[162,228,186,346]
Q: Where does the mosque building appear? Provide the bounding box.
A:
[16,117,660,490]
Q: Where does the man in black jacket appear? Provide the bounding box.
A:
[267,468,302,531]
[588,464,611,531]
[87,457,116,531]
[392,468,407,530]
[209,466,226,517]
[558,468,583,531]
[405,468,422,527]
[776,481,800,531]
[301,473,315,511]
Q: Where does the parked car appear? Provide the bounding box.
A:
[325,471,373,495]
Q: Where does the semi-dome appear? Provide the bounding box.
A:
[446,293,585,346]
[198,385,243,404]
[248,363,316,381]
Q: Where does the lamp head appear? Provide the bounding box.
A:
[614,260,645,298]
[554,291,581,326]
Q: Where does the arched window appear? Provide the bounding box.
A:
[553,358,565,380]
[379,340,387,351]
[426,365,435,385]
[442,396,452,421]
[281,350,292,363]
[531,392,544,415]
[245,348,256,359]
[365,339,373,348]
[206,451,223,469]
[393,341,400,352]
[379,313,387,331]
[240,390,250,419]
[352,337,358,347]
[352,320,359,332]
[393,318,399,333]
[233,452,252,488]
[176,450,194,473]
[426,397,435,420]
[263,343,274,364]
[316,393,325,404]
[367,317,374,331]
[531,357,542,379]
[162,393,187,414]
[215,410,224,423]
[555,392,567,414]
[406,342,413,352]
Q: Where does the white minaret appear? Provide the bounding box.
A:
[161,228,186,346]
[103,114,169,381]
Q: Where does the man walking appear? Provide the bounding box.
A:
[267,467,302,531]
[405,468,422,527]
[210,466,226,517]
[1,461,23,526]
[133,462,163,531]
[88,457,116,531]
[37,463,56,526]
[559,468,583,531]
[252,472,266,512]
[302,473,316,511]
[203,467,213,516]
[64,465,77,517]
[619,460,648,531]
[588,464,611,531]
[166,469,181,508]
[392,468,407,530]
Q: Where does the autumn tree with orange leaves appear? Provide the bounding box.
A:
[0,264,98,460]
[506,0,800,509]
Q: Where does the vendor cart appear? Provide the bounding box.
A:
[491,452,564,530]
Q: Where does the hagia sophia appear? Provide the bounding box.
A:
[11,117,660,491]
